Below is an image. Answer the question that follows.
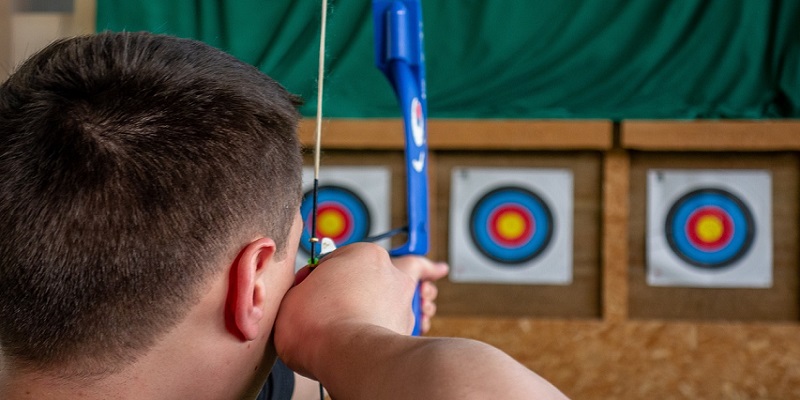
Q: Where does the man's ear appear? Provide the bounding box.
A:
[226,238,276,341]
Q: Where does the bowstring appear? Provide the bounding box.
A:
[309,0,329,267]
[311,0,329,398]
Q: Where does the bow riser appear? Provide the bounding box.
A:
[373,0,429,257]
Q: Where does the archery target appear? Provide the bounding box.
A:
[450,168,573,285]
[299,186,371,252]
[296,166,390,269]
[469,187,553,264]
[665,189,754,268]
[647,170,771,288]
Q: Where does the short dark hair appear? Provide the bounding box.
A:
[0,32,302,374]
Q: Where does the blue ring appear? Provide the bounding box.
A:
[665,188,755,269]
[300,185,371,255]
[469,187,553,265]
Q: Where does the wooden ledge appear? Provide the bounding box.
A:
[622,120,800,151]
[299,118,613,150]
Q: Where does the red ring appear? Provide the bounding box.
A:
[311,203,354,243]
[685,206,733,251]
[486,204,535,248]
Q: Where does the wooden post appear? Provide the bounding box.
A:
[0,0,12,81]
[602,148,630,322]
[73,0,97,35]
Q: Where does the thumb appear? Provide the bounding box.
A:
[392,256,449,282]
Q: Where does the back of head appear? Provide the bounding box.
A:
[0,32,302,374]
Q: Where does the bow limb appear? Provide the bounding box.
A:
[373,0,430,335]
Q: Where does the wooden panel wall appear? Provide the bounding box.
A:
[302,119,800,399]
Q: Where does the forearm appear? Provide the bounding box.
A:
[312,323,568,400]
[275,244,566,399]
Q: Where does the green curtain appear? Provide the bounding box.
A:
[96,0,800,119]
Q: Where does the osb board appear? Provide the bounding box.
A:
[298,118,613,150]
[622,120,800,151]
[628,152,800,321]
[429,317,800,399]
[434,152,602,319]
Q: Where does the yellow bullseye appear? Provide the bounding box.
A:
[695,214,724,243]
[318,210,346,237]
[495,211,526,240]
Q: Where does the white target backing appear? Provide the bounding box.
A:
[647,169,772,288]
[449,167,573,285]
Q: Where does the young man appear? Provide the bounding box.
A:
[0,32,567,399]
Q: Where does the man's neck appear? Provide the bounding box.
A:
[2,369,120,400]
[0,273,273,400]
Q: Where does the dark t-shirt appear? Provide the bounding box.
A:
[256,358,295,400]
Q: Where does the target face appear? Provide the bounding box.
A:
[299,186,371,254]
[296,167,391,269]
[665,189,754,269]
[646,169,772,288]
[450,168,573,285]
[469,187,553,264]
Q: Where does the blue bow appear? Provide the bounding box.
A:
[372,0,429,336]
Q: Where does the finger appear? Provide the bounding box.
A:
[420,281,438,301]
[418,261,449,282]
[391,256,425,281]
[392,256,449,282]
[422,300,437,318]
[421,318,431,335]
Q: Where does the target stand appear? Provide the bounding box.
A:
[646,170,772,288]
[449,167,573,285]
[296,166,391,269]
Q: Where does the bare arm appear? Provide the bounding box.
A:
[288,255,448,400]
[275,243,567,400]
[315,324,567,400]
